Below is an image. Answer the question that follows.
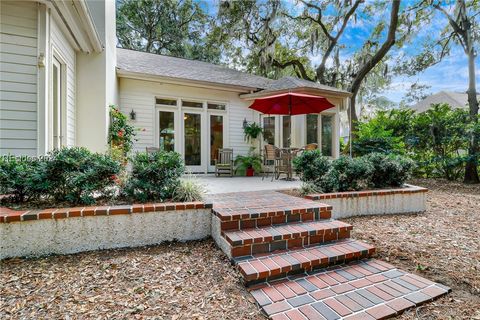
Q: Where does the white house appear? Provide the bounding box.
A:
[0,0,350,173]
[411,91,480,112]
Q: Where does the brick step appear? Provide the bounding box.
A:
[249,259,451,320]
[237,239,376,286]
[224,220,353,258]
[214,204,332,232]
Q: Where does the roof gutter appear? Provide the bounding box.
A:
[74,0,103,52]
[42,0,103,53]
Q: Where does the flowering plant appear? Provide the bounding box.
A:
[108,105,137,159]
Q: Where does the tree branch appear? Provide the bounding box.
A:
[316,0,362,83]
[271,58,313,81]
[299,0,334,41]
[349,0,401,97]
[433,2,468,52]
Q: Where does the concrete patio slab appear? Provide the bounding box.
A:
[194,174,302,194]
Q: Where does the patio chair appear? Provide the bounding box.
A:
[214,148,234,177]
[303,143,318,151]
[262,144,277,181]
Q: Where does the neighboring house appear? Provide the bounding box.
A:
[1,0,350,173]
[411,91,480,113]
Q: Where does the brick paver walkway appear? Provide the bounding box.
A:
[208,191,450,320]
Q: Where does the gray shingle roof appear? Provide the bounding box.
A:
[411,91,479,112]
[116,49,349,96]
[117,48,274,90]
[260,76,350,95]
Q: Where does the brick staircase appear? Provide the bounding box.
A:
[209,191,450,319]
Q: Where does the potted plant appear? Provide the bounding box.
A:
[243,122,263,142]
[234,150,262,176]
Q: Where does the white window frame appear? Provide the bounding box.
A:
[154,96,228,173]
[319,112,336,157]
[302,111,337,157]
[50,52,67,150]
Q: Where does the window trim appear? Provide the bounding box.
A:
[320,113,335,157]
[50,50,67,150]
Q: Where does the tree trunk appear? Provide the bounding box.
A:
[349,91,359,155]
[463,47,479,183]
[347,0,400,151]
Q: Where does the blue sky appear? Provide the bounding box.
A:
[300,1,480,104]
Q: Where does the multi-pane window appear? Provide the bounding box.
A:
[52,56,64,149]
[321,114,333,156]
[159,111,175,151]
[282,116,291,148]
[263,116,275,145]
[182,100,203,108]
[156,98,177,106]
[306,114,318,145]
[207,103,226,110]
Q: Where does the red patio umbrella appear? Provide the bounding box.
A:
[248,92,334,115]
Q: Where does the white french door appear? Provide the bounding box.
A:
[157,108,178,153]
[155,99,227,173]
[182,109,205,172]
[208,112,226,172]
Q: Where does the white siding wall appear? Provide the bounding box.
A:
[0,1,38,156]
[118,78,343,169]
[119,78,255,159]
[51,17,76,147]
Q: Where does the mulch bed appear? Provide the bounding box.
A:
[0,241,264,320]
[343,179,480,319]
[1,179,479,319]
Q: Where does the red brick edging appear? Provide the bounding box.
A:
[0,201,213,223]
[305,185,428,201]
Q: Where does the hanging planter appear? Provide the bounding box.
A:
[243,122,263,142]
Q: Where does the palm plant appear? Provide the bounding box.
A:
[234,150,262,176]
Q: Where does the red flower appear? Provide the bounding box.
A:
[118,130,124,137]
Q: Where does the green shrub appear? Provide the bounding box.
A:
[321,156,373,192]
[0,156,41,203]
[356,104,479,181]
[293,150,331,183]
[123,151,184,202]
[299,182,322,196]
[352,116,405,156]
[363,153,415,188]
[173,174,206,202]
[39,148,122,205]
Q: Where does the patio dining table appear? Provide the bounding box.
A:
[275,147,301,181]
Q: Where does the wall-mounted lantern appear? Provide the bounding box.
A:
[130,109,136,120]
[242,118,248,129]
[37,53,45,68]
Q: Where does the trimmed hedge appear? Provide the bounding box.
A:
[363,153,414,188]
[0,148,189,206]
[0,148,121,205]
[294,151,414,193]
[123,151,185,202]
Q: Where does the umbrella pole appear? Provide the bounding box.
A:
[288,94,292,148]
